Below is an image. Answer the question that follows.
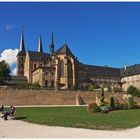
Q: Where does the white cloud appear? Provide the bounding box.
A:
[0,48,19,66]
[5,24,17,31]
[0,49,19,75]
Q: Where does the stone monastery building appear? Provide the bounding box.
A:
[16,32,140,91]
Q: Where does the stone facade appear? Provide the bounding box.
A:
[16,32,140,91]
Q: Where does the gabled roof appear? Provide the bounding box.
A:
[17,51,26,56]
[27,50,50,61]
[55,44,74,57]
[79,63,121,77]
[121,64,140,77]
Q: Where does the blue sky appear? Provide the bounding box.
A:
[1,2,140,70]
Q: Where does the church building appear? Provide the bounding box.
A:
[16,32,140,91]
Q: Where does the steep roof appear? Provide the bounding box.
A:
[28,51,50,61]
[120,64,140,77]
[80,64,121,77]
[55,44,74,57]
[17,51,26,56]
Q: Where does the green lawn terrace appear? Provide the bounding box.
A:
[14,106,140,130]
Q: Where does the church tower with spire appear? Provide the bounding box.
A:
[38,35,43,53]
[50,32,54,55]
[17,31,26,76]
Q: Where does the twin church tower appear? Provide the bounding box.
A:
[16,31,77,89]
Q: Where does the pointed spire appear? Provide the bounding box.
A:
[50,32,54,55]
[19,31,25,52]
[38,35,43,53]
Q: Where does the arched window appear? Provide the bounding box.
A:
[45,80,48,87]
[51,81,54,88]
[68,59,73,78]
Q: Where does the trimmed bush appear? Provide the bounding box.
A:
[101,88,105,97]
[110,96,115,110]
[133,104,140,109]
[98,96,105,107]
[28,83,41,90]
[93,105,101,113]
[88,85,94,92]
[100,105,110,113]
[87,103,97,112]
[119,104,128,110]
[127,86,140,97]
[128,95,134,109]
[113,87,123,93]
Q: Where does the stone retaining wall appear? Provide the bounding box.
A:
[0,90,96,105]
[0,90,139,106]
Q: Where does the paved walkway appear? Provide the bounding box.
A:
[0,118,140,138]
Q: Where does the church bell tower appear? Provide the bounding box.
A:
[16,31,26,76]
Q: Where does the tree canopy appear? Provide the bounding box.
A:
[0,60,11,84]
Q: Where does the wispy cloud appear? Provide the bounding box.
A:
[5,24,17,31]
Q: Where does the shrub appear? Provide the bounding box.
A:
[137,89,140,97]
[128,95,134,109]
[28,83,41,90]
[133,104,140,109]
[100,105,110,113]
[69,85,78,91]
[87,103,97,112]
[93,105,101,113]
[119,104,128,110]
[98,96,105,107]
[110,96,115,110]
[127,86,140,97]
[88,85,94,92]
[101,88,105,97]
[113,87,123,93]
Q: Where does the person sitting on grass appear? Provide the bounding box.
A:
[9,106,16,117]
[0,104,4,112]
[1,106,16,120]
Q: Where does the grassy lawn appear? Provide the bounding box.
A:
[14,106,140,130]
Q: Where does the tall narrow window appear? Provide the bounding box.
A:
[45,80,48,87]
[68,59,72,78]
[51,81,54,88]
[60,60,64,77]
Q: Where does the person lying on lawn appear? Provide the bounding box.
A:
[1,106,16,120]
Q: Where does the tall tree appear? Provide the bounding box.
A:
[0,60,11,84]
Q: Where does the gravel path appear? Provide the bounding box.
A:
[0,118,140,138]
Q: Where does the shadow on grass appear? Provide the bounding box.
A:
[13,116,28,120]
